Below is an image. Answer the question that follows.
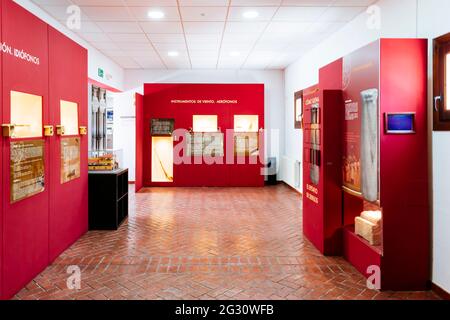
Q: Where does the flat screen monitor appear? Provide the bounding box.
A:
[385,113,415,134]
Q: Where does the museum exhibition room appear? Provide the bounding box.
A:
[0,0,449,308]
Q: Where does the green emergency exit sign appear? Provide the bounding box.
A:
[98,68,104,78]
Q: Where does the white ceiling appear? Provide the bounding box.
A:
[32,0,378,70]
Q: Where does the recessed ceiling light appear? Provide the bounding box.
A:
[168,51,179,57]
[230,51,240,57]
[148,10,165,19]
[242,10,259,19]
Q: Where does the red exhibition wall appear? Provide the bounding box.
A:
[303,38,430,291]
[135,93,144,192]
[136,84,265,189]
[48,27,88,262]
[302,59,344,256]
[0,0,88,299]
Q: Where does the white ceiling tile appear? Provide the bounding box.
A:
[107,33,150,43]
[333,0,377,6]
[97,22,143,33]
[179,0,229,6]
[140,21,183,33]
[228,7,278,21]
[72,0,125,5]
[147,33,186,43]
[188,42,221,51]
[41,5,90,21]
[183,22,225,34]
[90,41,121,50]
[180,7,228,21]
[189,50,219,58]
[100,49,128,57]
[186,33,222,44]
[265,21,311,33]
[121,49,160,59]
[34,0,72,6]
[225,22,268,33]
[273,7,327,21]
[79,32,111,42]
[128,6,181,21]
[58,20,103,33]
[231,0,282,6]
[133,56,166,69]
[124,0,178,6]
[153,43,188,51]
[81,7,134,21]
[318,6,365,22]
[308,21,346,33]
[113,42,154,51]
[112,56,141,69]
[281,0,334,6]
[222,33,260,43]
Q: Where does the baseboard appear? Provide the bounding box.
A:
[432,283,450,300]
[282,181,302,195]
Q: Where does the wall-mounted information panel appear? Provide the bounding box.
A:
[234,132,259,156]
[151,118,174,136]
[10,140,45,203]
[60,137,80,184]
[186,132,224,157]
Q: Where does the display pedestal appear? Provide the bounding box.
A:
[88,168,129,230]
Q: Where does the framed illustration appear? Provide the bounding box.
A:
[294,90,303,129]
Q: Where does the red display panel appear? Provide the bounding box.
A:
[48,27,88,262]
[140,84,265,188]
[0,0,3,299]
[135,93,144,192]
[379,39,429,290]
[1,0,50,299]
[340,39,430,290]
[302,76,344,256]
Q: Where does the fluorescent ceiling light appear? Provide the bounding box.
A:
[148,10,165,19]
[168,51,179,57]
[242,10,259,19]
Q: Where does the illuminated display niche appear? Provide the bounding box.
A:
[11,91,43,138]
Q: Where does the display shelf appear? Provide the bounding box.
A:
[344,225,383,256]
[88,168,128,230]
[343,225,382,278]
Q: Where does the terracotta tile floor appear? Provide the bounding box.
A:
[15,185,439,300]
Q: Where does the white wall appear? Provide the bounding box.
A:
[417,0,450,296]
[283,0,450,293]
[15,0,125,91]
[118,69,285,181]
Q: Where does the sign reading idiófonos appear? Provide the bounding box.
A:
[1,42,40,66]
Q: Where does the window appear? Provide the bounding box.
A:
[294,90,303,129]
[433,33,450,130]
[446,53,450,111]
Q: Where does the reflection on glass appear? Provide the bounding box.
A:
[446,53,450,110]
[152,137,174,182]
[234,115,258,132]
[11,91,43,138]
[60,100,79,136]
[193,115,218,132]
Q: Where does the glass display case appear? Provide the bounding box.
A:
[88,149,123,171]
